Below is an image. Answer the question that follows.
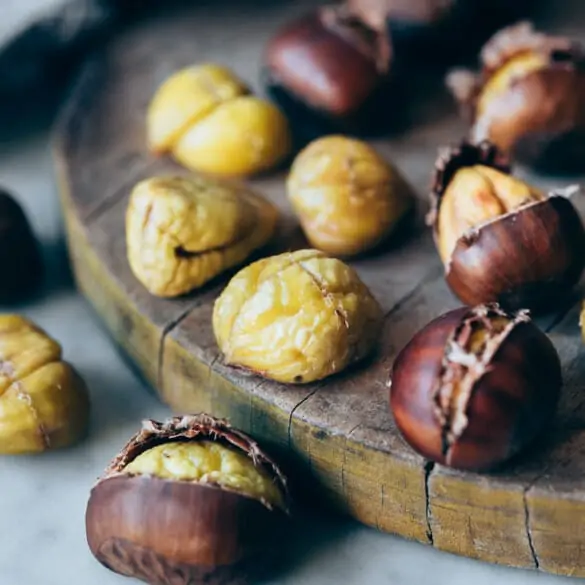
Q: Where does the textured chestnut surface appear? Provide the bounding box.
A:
[448,22,585,171]
[390,305,563,471]
[86,415,289,585]
[0,189,43,302]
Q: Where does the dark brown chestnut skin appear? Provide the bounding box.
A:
[264,5,393,138]
[390,304,562,471]
[0,189,43,303]
[428,141,585,313]
[448,22,585,173]
[85,415,290,585]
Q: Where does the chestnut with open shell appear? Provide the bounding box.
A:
[427,141,585,312]
[448,22,585,172]
[85,414,290,585]
[390,303,562,471]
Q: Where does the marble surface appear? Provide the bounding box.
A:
[0,129,580,585]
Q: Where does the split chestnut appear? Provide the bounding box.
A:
[86,415,290,585]
[390,304,562,471]
[428,141,585,312]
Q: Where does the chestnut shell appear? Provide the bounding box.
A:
[346,0,539,61]
[390,305,562,471]
[86,415,290,585]
[448,22,585,172]
[429,141,585,312]
[264,7,392,138]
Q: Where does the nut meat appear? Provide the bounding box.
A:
[213,249,383,384]
[126,175,278,297]
[287,136,413,256]
[0,315,89,454]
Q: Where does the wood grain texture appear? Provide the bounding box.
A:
[53,0,585,576]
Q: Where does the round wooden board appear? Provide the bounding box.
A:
[53,0,585,577]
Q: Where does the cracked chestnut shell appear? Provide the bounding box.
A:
[390,304,562,471]
[213,249,383,384]
[264,5,392,136]
[428,141,585,312]
[126,175,278,297]
[0,190,43,303]
[86,414,290,585]
[447,22,585,172]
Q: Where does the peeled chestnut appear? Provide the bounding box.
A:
[264,5,391,136]
[427,141,585,312]
[390,303,562,471]
[447,22,585,172]
[86,414,290,585]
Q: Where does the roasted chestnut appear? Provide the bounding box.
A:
[86,415,290,585]
[147,63,291,177]
[287,135,414,256]
[390,303,562,471]
[264,5,392,137]
[447,22,585,172]
[213,249,383,384]
[427,141,585,312]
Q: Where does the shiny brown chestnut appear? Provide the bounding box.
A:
[447,22,585,172]
[86,415,290,585]
[0,189,43,302]
[390,303,562,471]
[264,5,391,136]
[427,141,585,312]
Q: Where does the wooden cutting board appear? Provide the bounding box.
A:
[52,0,585,577]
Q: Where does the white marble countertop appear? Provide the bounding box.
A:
[0,127,579,584]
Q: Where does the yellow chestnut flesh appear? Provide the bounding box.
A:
[477,52,548,119]
[147,64,248,154]
[287,136,413,256]
[126,175,278,297]
[213,249,383,384]
[124,440,284,508]
[0,315,89,454]
[437,164,544,264]
[147,64,291,177]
